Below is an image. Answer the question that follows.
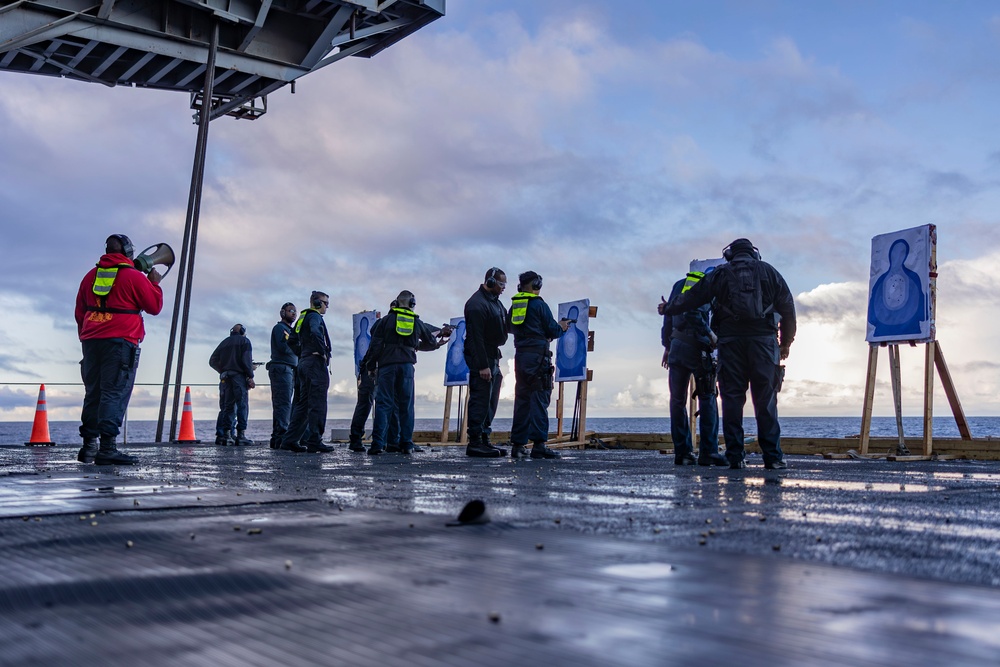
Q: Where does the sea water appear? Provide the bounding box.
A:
[5,416,999,445]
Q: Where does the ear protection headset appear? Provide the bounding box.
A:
[107,234,134,259]
[310,291,328,309]
[722,240,761,262]
[231,324,246,336]
[485,267,501,289]
[530,273,543,290]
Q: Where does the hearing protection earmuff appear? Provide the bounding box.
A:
[107,234,134,259]
[231,324,246,336]
[531,273,543,290]
[485,267,501,289]
[722,240,761,262]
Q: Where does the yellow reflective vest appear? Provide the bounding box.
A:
[510,292,539,326]
[391,307,416,336]
[681,271,705,294]
[91,263,131,297]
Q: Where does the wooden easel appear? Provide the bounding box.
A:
[555,305,597,445]
[859,340,971,457]
[859,236,971,457]
[686,376,715,447]
[440,385,469,444]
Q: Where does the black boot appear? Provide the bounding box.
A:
[235,430,254,446]
[94,436,138,466]
[77,438,99,464]
[510,444,530,459]
[466,442,502,458]
[530,443,561,459]
[482,435,507,457]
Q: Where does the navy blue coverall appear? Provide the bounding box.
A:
[350,317,400,449]
[367,308,442,454]
[663,252,796,466]
[281,309,331,450]
[268,320,297,447]
[464,285,509,446]
[209,332,254,439]
[663,277,720,462]
[509,295,564,447]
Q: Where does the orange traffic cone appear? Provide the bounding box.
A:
[25,384,56,446]
[175,386,201,444]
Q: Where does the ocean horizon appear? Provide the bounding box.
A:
[5,416,999,445]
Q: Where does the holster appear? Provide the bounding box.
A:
[534,350,555,392]
[694,351,718,399]
[775,364,786,393]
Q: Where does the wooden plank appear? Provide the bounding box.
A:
[440,385,453,443]
[576,377,589,445]
[687,375,697,448]
[556,382,565,440]
[923,341,935,456]
[888,344,907,452]
[859,345,878,455]
[459,387,469,445]
[934,342,972,440]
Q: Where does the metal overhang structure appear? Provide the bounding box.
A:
[0,0,445,441]
[0,0,445,119]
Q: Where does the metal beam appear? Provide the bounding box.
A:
[90,43,125,77]
[96,0,115,20]
[329,16,410,49]
[311,37,374,72]
[65,37,98,68]
[65,23,308,81]
[236,0,271,53]
[0,6,93,54]
[18,46,115,85]
[117,49,155,80]
[146,55,182,84]
[299,4,352,69]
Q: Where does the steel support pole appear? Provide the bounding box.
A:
[154,22,220,442]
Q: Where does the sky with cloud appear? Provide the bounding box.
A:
[2,0,1000,426]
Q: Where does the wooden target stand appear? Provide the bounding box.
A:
[440,384,469,444]
[686,376,717,447]
[859,340,970,459]
[858,233,972,459]
[554,305,598,446]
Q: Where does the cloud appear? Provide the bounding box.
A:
[4,4,1000,419]
[795,282,869,323]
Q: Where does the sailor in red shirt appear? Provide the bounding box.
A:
[75,234,163,465]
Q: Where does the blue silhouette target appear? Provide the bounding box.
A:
[556,299,590,383]
[353,311,376,378]
[867,225,934,343]
[443,317,469,386]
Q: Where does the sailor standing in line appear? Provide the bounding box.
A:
[508,271,570,460]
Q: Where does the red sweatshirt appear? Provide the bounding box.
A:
[75,253,164,344]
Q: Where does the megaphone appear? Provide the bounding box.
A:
[133,243,175,277]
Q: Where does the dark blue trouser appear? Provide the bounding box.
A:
[510,349,551,446]
[371,363,414,451]
[466,357,503,443]
[668,356,719,459]
[717,335,783,465]
[282,356,329,448]
[80,338,138,440]
[350,370,399,445]
[269,363,295,444]
[216,373,249,437]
